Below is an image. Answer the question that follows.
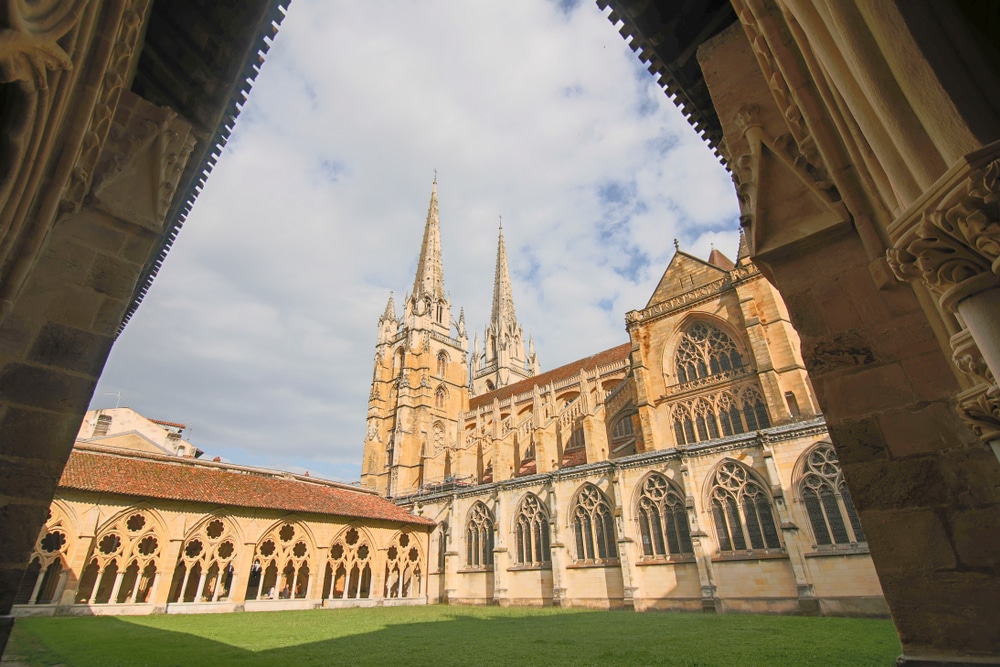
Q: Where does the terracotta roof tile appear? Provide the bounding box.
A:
[561,447,588,468]
[60,446,433,526]
[470,342,631,410]
[150,418,187,429]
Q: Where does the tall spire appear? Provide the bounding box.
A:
[491,221,516,326]
[381,292,396,322]
[412,179,445,300]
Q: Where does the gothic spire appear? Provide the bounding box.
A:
[491,222,516,326]
[412,179,445,300]
[380,291,396,322]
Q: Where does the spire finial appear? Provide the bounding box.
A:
[673,238,680,251]
[433,168,437,184]
[498,213,502,230]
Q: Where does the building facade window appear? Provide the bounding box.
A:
[465,502,495,568]
[799,444,866,546]
[435,385,446,409]
[674,322,744,384]
[572,484,617,562]
[671,386,772,446]
[514,494,551,566]
[710,461,782,553]
[636,473,693,558]
[436,351,448,376]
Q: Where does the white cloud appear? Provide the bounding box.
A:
[92,0,740,480]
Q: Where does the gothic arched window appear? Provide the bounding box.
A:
[710,462,782,552]
[169,517,238,603]
[435,385,446,409]
[76,509,163,605]
[572,485,617,562]
[436,351,448,377]
[466,502,495,568]
[799,444,865,546]
[740,386,771,431]
[717,393,744,437]
[636,474,693,558]
[674,322,744,384]
[514,494,551,566]
[693,398,720,441]
[323,527,372,600]
[672,404,695,446]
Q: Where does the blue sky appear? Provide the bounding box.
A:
[91,0,741,481]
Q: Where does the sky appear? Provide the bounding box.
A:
[91,0,741,481]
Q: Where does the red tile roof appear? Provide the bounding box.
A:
[561,447,588,468]
[150,418,187,429]
[60,445,433,526]
[470,342,631,410]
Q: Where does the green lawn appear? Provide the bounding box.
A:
[6,606,900,667]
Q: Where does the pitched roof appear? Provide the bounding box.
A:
[60,445,433,526]
[470,342,631,410]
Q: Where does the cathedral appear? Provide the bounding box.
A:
[362,181,886,614]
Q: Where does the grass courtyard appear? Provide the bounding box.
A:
[6,606,901,667]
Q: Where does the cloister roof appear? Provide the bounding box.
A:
[60,445,434,527]
[469,342,632,410]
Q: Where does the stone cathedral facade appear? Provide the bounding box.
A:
[362,182,886,615]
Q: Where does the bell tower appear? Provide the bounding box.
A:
[361,180,469,497]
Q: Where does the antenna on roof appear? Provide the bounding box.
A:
[104,391,122,408]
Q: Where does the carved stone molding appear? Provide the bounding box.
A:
[951,329,993,387]
[887,144,1000,313]
[957,383,1000,444]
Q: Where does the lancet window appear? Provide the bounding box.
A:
[168,518,239,603]
[710,462,782,552]
[674,322,744,384]
[799,444,866,546]
[244,523,312,600]
[609,411,637,457]
[636,474,693,558]
[323,528,372,600]
[15,512,72,606]
[572,484,617,562]
[383,532,421,598]
[514,494,551,566]
[436,351,448,376]
[75,510,162,605]
[671,386,772,446]
[466,502,495,568]
[435,385,446,409]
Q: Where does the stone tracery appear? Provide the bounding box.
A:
[169,517,239,604]
[75,508,163,605]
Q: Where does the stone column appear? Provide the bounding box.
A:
[612,472,638,610]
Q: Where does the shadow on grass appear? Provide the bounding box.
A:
[7,607,901,667]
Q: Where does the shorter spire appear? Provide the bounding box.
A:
[381,291,396,322]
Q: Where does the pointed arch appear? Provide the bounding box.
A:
[794,441,866,546]
[663,316,750,386]
[633,472,693,558]
[76,505,167,605]
[436,350,449,376]
[465,501,495,568]
[434,384,447,409]
[705,459,782,553]
[170,513,242,604]
[324,524,376,600]
[511,492,551,566]
[570,483,617,563]
[244,517,315,601]
[383,529,423,599]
